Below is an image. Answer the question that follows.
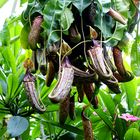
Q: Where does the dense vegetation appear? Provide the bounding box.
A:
[0,0,140,140]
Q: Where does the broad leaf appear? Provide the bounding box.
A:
[60,8,74,31]
[114,0,129,18]
[42,0,63,47]
[72,0,91,15]
[129,122,139,130]
[94,2,115,41]
[124,128,140,140]
[7,116,29,137]
[21,1,43,24]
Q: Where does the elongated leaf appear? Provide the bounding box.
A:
[124,128,140,140]
[115,118,127,139]
[94,122,112,140]
[2,47,16,73]
[131,36,140,76]
[0,84,2,94]
[0,79,7,95]
[7,73,19,99]
[20,24,30,49]
[32,123,40,139]
[58,132,78,139]
[7,116,29,137]
[42,119,84,136]
[99,90,115,118]
[122,78,137,110]
[0,67,6,82]
[0,126,6,137]
[94,107,113,130]
[0,22,10,46]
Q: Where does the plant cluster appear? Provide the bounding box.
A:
[0,0,140,140]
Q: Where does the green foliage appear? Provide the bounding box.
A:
[60,8,74,30]
[0,0,7,8]
[71,0,91,15]
[0,0,140,140]
[124,128,140,140]
[42,0,64,46]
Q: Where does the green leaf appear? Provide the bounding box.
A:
[114,0,130,18]
[131,36,140,76]
[7,116,29,137]
[58,132,77,140]
[94,3,115,39]
[32,123,41,139]
[0,22,10,46]
[42,0,63,47]
[0,126,6,137]
[72,0,91,15]
[46,104,59,112]
[124,128,140,140]
[60,8,74,31]
[7,73,19,99]
[0,0,7,8]
[112,23,126,41]
[94,107,113,130]
[129,122,139,130]
[94,0,129,46]
[0,79,7,95]
[21,122,30,140]
[2,47,16,73]
[115,118,127,139]
[99,90,115,118]
[122,78,137,110]
[0,67,6,82]
[20,24,30,49]
[9,21,22,58]
[41,119,84,136]
[94,122,112,140]
[21,1,43,24]
[0,84,2,94]
[20,0,27,5]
